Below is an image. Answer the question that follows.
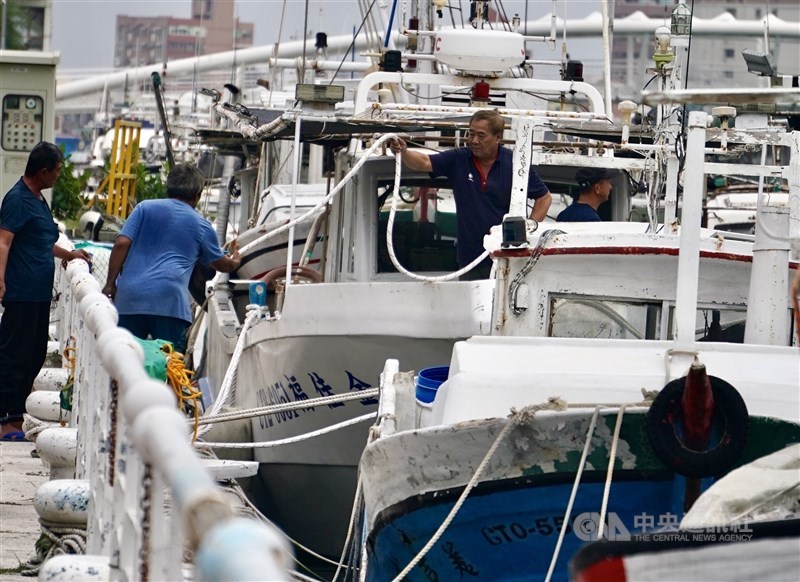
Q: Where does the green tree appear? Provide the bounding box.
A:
[134,164,166,202]
[52,149,90,221]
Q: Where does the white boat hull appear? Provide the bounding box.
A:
[204,281,495,557]
[237,334,458,556]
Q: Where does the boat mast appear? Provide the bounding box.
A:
[600,0,614,119]
[672,111,706,347]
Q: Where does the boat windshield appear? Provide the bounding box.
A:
[549,296,661,340]
[549,295,748,344]
[668,305,747,343]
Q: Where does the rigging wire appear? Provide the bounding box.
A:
[267,0,289,108]
[519,89,590,112]
[448,1,458,29]
[190,3,205,113]
[495,0,512,32]
[384,0,399,48]
[300,0,310,84]
[329,0,379,85]
[676,0,697,176]
[399,83,471,100]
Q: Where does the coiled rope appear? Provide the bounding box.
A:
[20,520,87,576]
[161,343,203,441]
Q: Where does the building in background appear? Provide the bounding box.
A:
[114,0,253,68]
[610,0,800,99]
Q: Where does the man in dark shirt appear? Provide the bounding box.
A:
[0,142,91,440]
[390,110,551,279]
[557,168,612,222]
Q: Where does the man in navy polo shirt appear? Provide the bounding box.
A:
[390,110,551,280]
[557,168,612,222]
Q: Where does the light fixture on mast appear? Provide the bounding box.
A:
[670,2,691,48]
[671,2,691,36]
[651,26,675,74]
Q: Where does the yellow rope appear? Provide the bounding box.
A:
[63,346,77,370]
[160,343,202,442]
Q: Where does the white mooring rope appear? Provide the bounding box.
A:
[198,412,377,449]
[544,407,602,582]
[597,405,628,539]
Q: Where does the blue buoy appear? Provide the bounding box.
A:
[416,366,449,404]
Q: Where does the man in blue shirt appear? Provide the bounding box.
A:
[102,164,241,353]
[557,168,612,222]
[0,142,92,440]
[390,110,551,279]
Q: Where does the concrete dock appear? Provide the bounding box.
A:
[0,441,49,581]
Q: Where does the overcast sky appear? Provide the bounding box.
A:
[51,0,603,69]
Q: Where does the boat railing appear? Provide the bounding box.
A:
[352,71,608,118]
[42,259,288,580]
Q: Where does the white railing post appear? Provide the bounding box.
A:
[672,111,708,347]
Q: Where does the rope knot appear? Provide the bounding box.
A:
[641,388,659,402]
[509,397,568,425]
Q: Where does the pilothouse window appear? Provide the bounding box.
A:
[549,296,662,340]
[549,296,750,345]
[377,181,458,273]
[668,306,747,344]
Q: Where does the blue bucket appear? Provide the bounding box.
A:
[416,366,449,404]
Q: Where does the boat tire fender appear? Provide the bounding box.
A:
[646,375,748,478]
[261,265,323,288]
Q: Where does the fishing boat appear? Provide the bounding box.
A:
[194,10,626,561]
[570,444,800,581]
[191,1,800,572]
[360,214,800,580]
[355,64,800,582]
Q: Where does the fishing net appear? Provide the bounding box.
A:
[73,240,112,285]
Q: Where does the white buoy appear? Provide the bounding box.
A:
[37,555,109,581]
[34,479,90,525]
[25,390,67,423]
[36,428,78,480]
[33,368,71,391]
